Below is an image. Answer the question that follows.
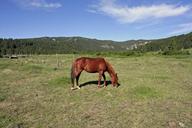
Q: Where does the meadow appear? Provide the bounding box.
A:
[0,53,192,128]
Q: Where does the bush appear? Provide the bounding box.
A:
[161,50,190,55]
[94,51,144,57]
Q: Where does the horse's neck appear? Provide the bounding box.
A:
[106,62,115,77]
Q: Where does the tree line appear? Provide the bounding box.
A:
[0,32,192,56]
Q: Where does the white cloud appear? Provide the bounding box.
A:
[169,22,192,35]
[14,0,62,9]
[90,0,190,23]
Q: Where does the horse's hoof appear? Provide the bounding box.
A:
[71,87,75,90]
[77,86,81,89]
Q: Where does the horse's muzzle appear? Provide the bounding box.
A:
[116,83,120,87]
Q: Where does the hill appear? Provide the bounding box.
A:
[137,32,192,52]
[0,32,192,55]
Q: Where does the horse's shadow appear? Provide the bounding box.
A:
[80,80,111,88]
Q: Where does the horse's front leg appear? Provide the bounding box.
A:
[102,73,107,87]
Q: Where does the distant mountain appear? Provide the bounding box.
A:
[0,32,192,55]
[136,32,192,51]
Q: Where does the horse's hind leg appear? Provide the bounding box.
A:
[76,72,81,89]
[71,74,75,90]
[71,69,82,90]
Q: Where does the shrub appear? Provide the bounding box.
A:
[161,50,190,55]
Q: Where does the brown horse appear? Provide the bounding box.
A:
[71,57,119,90]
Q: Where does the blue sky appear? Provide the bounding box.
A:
[0,0,192,41]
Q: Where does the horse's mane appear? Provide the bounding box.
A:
[105,60,116,76]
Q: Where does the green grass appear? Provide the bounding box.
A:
[0,114,12,128]
[0,54,192,128]
[48,76,71,87]
[132,86,160,99]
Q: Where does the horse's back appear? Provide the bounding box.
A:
[74,57,107,73]
[75,57,105,64]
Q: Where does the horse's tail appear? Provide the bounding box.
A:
[71,61,75,88]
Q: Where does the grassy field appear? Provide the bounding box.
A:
[0,54,192,128]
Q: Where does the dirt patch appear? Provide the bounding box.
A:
[2,69,13,74]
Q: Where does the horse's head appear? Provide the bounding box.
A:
[112,73,120,87]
